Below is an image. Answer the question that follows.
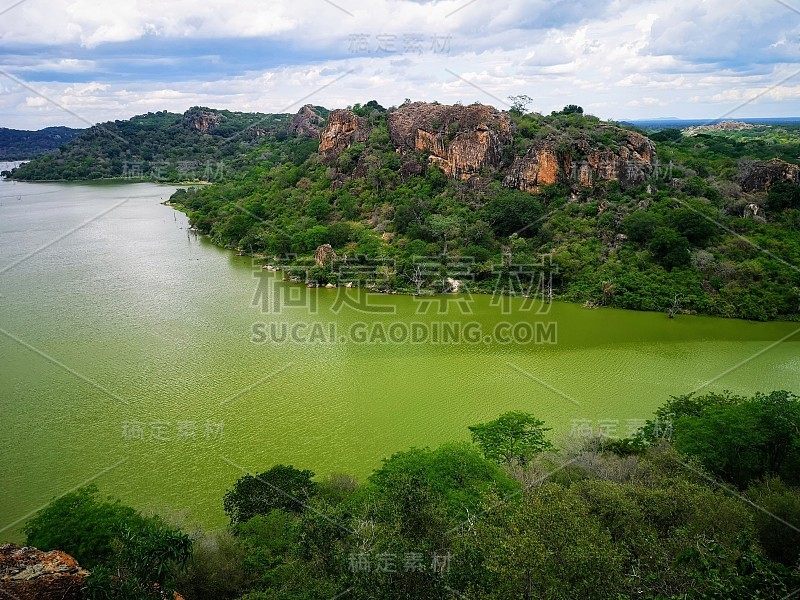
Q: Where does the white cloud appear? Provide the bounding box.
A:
[0,0,798,127]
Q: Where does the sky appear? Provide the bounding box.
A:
[1,0,799,129]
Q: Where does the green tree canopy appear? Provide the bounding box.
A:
[649,227,691,269]
[223,464,318,526]
[468,411,553,465]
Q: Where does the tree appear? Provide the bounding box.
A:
[623,210,660,244]
[670,207,716,247]
[24,486,192,600]
[552,104,584,116]
[84,520,193,600]
[648,227,691,269]
[648,391,800,487]
[24,485,150,568]
[469,412,553,465]
[766,181,800,211]
[223,465,317,525]
[460,483,623,599]
[650,128,682,143]
[482,189,545,237]
[427,214,461,254]
[508,94,533,115]
[746,477,800,567]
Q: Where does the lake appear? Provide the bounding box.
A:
[1,181,798,540]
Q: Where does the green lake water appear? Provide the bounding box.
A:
[1,181,798,540]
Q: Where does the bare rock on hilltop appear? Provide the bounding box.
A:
[319,110,371,162]
[289,104,325,139]
[387,102,512,180]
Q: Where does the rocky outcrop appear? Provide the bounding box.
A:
[738,158,800,192]
[314,243,336,267]
[319,110,370,161]
[0,544,88,600]
[289,104,325,139]
[183,108,221,133]
[505,128,656,192]
[683,120,756,136]
[387,102,512,180]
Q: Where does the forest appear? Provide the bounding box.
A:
[0,126,83,160]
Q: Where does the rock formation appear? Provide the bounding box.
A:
[683,120,756,136]
[319,109,371,161]
[314,243,336,267]
[317,102,657,192]
[505,128,656,192]
[0,544,88,600]
[738,158,800,192]
[387,102,512,180]
[289,104,325,139]
[183,108,221,133]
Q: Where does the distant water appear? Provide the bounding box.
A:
[625,117,800,130]
[0,161,25,173]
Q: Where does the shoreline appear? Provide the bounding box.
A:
[170,203,799,324]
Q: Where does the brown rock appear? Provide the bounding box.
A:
[0,544,88,600]
[505,128,656,193]
[738,158,800,192]
[319,109,371,161]
[289,104,325,139]
[387,102,512,180]
[314,243,336,267]
[183,108,221,133]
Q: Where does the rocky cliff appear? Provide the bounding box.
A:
[319,109,371,161]
[183,108,222,133]
[0,544,87,600]
[387,102,512,180]
[505,129,656,192]
[317,102,657,192]
[289,104,325,139]
[739,158,800,192]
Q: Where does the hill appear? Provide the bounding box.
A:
[8,106,329,181]
[0,126,83,160]
[13,100,800,320]
[173,101,800,321]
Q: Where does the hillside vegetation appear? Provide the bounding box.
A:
[0,125,83,160]
[12,100,800,320]
[9,107,308,180]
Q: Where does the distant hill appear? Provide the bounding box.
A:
[8,106,330,181]
[0,126,83,160]
[627,117,800,130]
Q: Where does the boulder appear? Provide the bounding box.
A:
[183,108,221,133]
[738,158,800,192]
[0,544,88,600]
[289,104,325,139]
[319,110,371,161]
[504,128,656,193]
[387,102,512,180]
[314,243,336,267]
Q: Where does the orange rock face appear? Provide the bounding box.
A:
[0,544,88,600]
[505,128,657,193]
[388,102,512,180]
[319,109,371,160]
